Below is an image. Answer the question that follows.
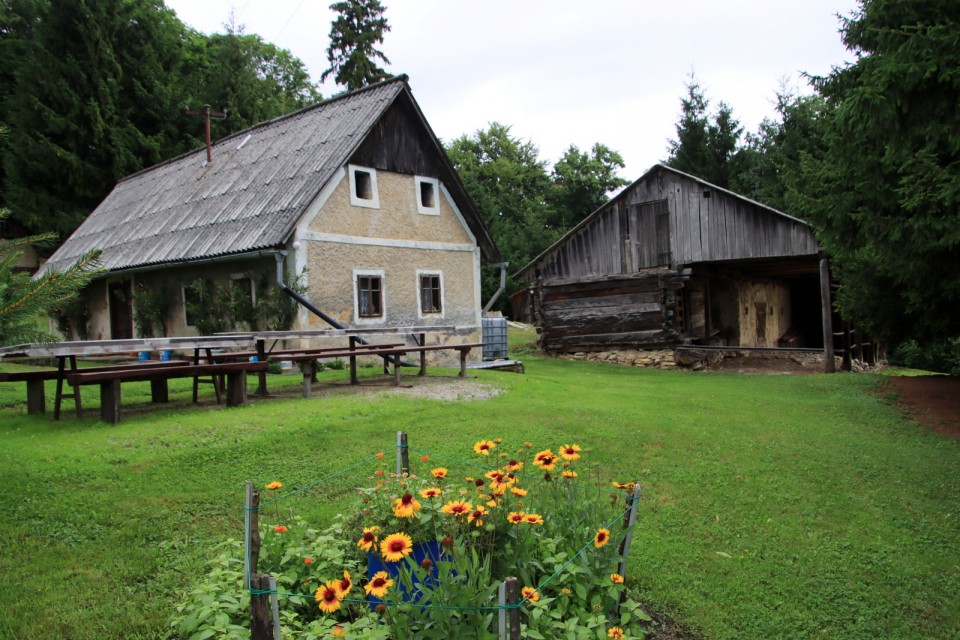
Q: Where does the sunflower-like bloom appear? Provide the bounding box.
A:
[504,459,523,472]
[265,481,283,490]
[524,513,544,525]
[473,440,496,456]
[441,499,472,517]
[594,528,611,548]
[559,443,581,460]
[432,467,448,479]
[315,580,342,614]
[419,487,442,499]
[562,470,578,479]
[610,573,625,584]
[357,526,380,552]
[392,493,422,518]
[510,487,527,497]
[612,481,637,491]
[490,480,509,496]
[331,625,346,638]
[608,627,625,639]
[485,469,507,483]
[533,449,557,470]
[468,505,487,526]
[364,570,394,598]
[380,532,414,562]
[333,570,353,597]
[521,586,540,603]
[507,511,526,524]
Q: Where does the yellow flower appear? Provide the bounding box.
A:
[357,526,380,552]
[419,487,442,499]
[562,470,578,479]
[559,443,582,460]
[524,513,544,525]
[523,441,533,448]
[493,437,503,444]
[510,487,527,497]
[608,627,625,639]
[364,570,394,598]
[521,586,540,602]
[432,467,448,479]
[533,449,557,470]
[315,580,342,614]
[490,480,509,496]
[610,573,624,584]
[380,532,414,562]
[331,625,346,638]
[392,493,422,518]
[612,481,637,491]
[334,570,353,597]
[507,511,526,524]
[265,481,283,491]
[504,460,524,472]
[594,528,611,548]
[441,499,472,517]
[468,505,487,526]
[561,588,572,595]
[473,440,496,456]
[486,498,499,508]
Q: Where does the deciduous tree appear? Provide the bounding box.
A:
[547,143,628,232]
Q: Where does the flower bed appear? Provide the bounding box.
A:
[169,438,652,639]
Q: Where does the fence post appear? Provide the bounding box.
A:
[396,431,409,476]
[250,573,273,640]
[498,576,521,640]
[616,483,641,613]
[269,575,281,640]
[245,481,261,590]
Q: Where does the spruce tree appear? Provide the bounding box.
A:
[321,0,391,91]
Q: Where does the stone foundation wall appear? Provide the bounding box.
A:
[560,349,678,369]
[556,348,853,372]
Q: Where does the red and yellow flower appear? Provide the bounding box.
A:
[594,528,611,548]
[524,513,544,525]
[380,532,414,562]
[265,481,283,490]
[533,449,557,470]
[559,443,582,460]
[610,573,624,584]
[392,493,421,518]
[510,487,527,497]
[431,467,448,479]
[608,627,625,639]
[441,499,472,517]
[419,487,442,499]
[273,525,287,533]
[364,570,394,598]
[468,505,487,527]
[357,526,380,552]
[333,570,353,597]
[473,440,496,455]
[507,511,526,524]
[521,586,540,602]
[315,580,342,614]
[504,459,524,472]
[562,470,578,479]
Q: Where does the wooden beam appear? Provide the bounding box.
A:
[819,256,835,373]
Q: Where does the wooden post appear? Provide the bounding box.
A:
[301,360,313,397]
[819,256,835,373]
[226,371,246,406]
[616,483,641,613]
[255,339,269,396]
[26,379,46,414]
[396,431,409,476]
[150,379,169,403]
[269,575,281,640]
[100,380,121,424]
[349,336,359,385]
[498,577,521,640]
[250,573,273,640]
[244,481,261,590]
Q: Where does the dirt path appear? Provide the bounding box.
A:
[886,375,960,438]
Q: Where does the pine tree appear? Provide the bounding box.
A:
[321,0,391,91]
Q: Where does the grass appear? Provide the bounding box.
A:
[0,337,958,640]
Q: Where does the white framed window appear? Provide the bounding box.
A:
[353,269,386,324]
[416,269,444,319]
[349,164,380,209]
[415,176,440,215]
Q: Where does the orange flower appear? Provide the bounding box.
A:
[334,570,353,597]
[364,570,394,598]
[608,627,625,639]
[432,467,448,479]
[380,532,414,562]
[610,573,624,584]
[510,487,527,497]
[612,481,637,491]
[375,452,384,459]
[441,499,472,517]
[559,443,581,460]
[533,449,557,470]
[315,580,342,614]
[331,625,346,638]
[304,557,313,565]
[265,481,283,491]
[473,440,495,455]
[468,505,487,526]
[273,525,287,533]
[594,528,611,548]
[493,438,503,444]
[562,470,578,479]
[375,469,384,476]
[504,460,523,472]
[521,586,540,602]
[419,487,442,499]
[523,442,533,448]
[523,513,544,525]
[357,526,380,552]
[420,455,430,462]
[393,493,421,518]
[507,511,526,524]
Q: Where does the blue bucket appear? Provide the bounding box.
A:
[137,351,150,361]
[160,350,173,361]
[365,539,452,608]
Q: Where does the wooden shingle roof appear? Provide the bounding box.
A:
[40,76,496,275]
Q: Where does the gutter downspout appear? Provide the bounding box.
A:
[482,262,509,314]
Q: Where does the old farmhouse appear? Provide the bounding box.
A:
[516,164,829,360]
[39,76,500,358]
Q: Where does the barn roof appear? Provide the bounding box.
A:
[40,76,497,276]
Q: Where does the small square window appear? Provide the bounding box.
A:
[420,274,442,314]
[349,165,380,208]
[415,176,440,215]
[357,275,383,318]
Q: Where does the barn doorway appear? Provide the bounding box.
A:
[108,280,133,340]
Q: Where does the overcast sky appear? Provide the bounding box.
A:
[164,0,860,178]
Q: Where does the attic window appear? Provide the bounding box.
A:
[349,165,380,208]
[415,176,440,215]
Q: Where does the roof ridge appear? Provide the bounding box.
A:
[118,75,410,184]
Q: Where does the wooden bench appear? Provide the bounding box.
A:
[66,361,268,424]
[0,360,191,416]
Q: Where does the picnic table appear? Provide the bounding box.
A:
[0,335,259,422]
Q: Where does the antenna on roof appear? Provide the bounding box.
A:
[184,104,228,164]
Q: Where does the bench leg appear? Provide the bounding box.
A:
[26,379,46,414]
[100,380,121,424]
[302,361,313,397]
[393,358,402,386]
[226,372,246,407]
[150,379,169,403]
[459,348,468,378]
[255,340,269,396]
[419,350,427,377]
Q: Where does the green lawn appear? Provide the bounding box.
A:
[0,344,957,640]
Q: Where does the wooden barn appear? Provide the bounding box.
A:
[515,164,828,355]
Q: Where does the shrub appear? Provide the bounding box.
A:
[889,338,960,375]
